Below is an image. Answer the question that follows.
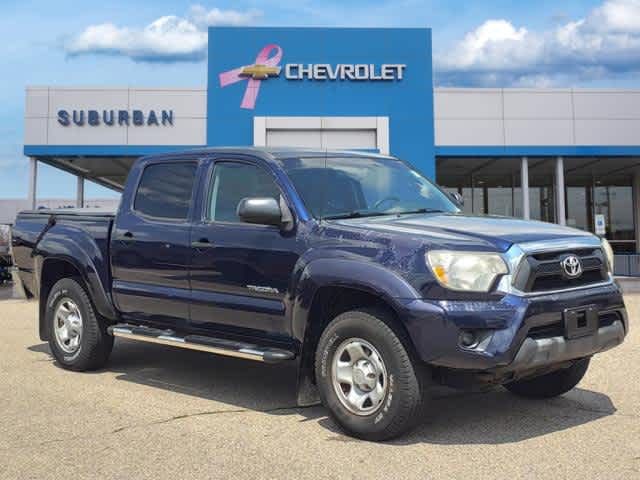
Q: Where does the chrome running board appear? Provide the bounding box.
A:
[108,324,295,364]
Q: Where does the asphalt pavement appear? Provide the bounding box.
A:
[0,286,638,479]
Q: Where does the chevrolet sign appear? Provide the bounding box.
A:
[285,63,406,81]
[219,43,408,109]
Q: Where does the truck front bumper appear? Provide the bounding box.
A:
[398,282,628,379]
[506,319,624,373]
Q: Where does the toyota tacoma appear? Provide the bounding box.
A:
[12,148,628,440]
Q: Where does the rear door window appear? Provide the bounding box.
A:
[134,162,197,220]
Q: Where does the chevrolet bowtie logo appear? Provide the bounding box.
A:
[219,44,283,109]
[240,64,281,80]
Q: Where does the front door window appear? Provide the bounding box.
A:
[208,162,280,222]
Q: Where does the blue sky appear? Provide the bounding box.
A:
[2,0,640,198]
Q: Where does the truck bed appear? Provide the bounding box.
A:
[17,208,116,218]
[12,209,115,297]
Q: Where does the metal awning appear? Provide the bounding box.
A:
[34,156,136,191]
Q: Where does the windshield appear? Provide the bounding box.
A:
[281,156,459,219]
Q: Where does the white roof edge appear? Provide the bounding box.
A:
[25,85,640,94]
[435,87,640,94]
[25,86,206,91]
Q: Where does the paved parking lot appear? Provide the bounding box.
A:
[0,286,638,479]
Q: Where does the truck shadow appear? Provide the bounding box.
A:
[28,339,616,445]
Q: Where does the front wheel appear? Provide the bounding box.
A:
[504,358,590,399]
[46,278,113,371]
[315,308,426,441]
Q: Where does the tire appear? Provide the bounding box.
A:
[504,358,590,399]
[46,277,113,371]
[315,308,426,441]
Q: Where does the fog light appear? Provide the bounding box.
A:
[458,329,494,352]
[459,330,479,349]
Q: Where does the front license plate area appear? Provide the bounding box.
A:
[564,305,599,339]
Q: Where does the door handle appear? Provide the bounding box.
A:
[119,231,135,246]
[192,238,215,249]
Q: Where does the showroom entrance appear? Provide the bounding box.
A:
[252,116,390,154]
[436,156,638,254]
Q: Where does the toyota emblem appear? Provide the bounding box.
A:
[561,255,583,278]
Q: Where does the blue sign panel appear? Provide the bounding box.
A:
[207,27,435,178]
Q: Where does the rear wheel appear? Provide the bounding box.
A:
[46,278,113,371]
[504,358,590,399]
[315,308,426,441]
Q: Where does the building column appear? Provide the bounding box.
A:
[555,156,566,226]
[470,172,475,213]
[28,157,38,210]
[76,176,85,208]
[633,169,640,253]
[521,156,530,220]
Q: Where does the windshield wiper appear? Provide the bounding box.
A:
[394,208,446,215]
[325,208,447,220]
[323,211,391,220]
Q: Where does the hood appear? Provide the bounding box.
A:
[329,213,594,252]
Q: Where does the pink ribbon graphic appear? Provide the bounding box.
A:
[219,44,283,109]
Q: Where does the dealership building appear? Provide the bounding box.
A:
[23,27,640,272]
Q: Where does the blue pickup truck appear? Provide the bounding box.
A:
[12,148,628,440]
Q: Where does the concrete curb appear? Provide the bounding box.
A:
[615,276,640,294]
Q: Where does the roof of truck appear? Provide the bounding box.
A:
[140,147,395,163]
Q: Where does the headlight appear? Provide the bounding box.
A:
[426,250,508,292]
[601,238,614,274]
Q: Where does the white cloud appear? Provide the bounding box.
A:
[188,5,261,29]
[435,0,640,86]
[65,4,261,62]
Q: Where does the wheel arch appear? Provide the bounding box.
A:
[38,255,116,341]
[291,258,420,405]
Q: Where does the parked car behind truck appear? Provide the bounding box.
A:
[12,148,628,440]
[0,225,13,285]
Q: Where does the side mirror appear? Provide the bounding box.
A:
[237,197,282,226]
[450,192,464,207]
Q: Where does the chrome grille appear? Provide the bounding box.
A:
[513,248,608,293]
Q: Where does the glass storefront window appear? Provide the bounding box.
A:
[475,167,519,217]
[471,187,484,215]
[487,187,513,216]
[444,187,482,215]
[564,156,636,253]
[513,186,523,218]
[594,185,635,252]
[529,159,556,224]
[461,188,474,214]
[528,187,556,223]
[566,186,589,231]
[436,156,637,253]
